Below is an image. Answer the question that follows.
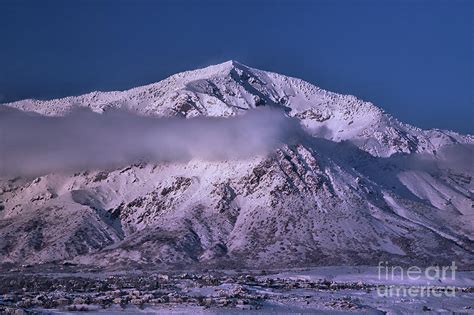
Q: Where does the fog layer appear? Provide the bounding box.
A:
[0,107,304,177]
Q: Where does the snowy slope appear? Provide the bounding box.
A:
[0,61,472,269]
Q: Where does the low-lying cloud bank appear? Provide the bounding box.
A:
[0,107,304,177]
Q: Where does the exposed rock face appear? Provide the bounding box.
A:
[0,61,472,269]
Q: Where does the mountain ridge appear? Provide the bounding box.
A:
[3,60,471,135]
[5,61,473,160]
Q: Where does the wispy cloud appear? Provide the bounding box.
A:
[0,107,304,177]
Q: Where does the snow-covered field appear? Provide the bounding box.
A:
[1,267,472,314]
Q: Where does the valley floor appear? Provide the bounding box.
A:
[1,266,473,314]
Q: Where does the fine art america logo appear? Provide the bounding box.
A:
[377,261,458,297]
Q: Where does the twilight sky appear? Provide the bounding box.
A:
[0,0,472,133]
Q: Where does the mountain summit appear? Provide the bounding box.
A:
[1,62,473,269]
[5,60,470,157]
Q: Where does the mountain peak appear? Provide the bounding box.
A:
[220,59,247,68]
[190,59,251,78]
[230,60,250,69]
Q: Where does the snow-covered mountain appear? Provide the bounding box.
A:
[1,61,472,269]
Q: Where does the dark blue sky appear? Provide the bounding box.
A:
[1,0,472,133]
